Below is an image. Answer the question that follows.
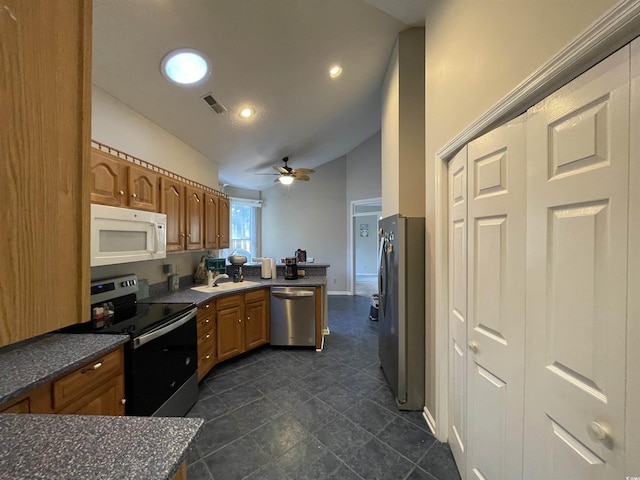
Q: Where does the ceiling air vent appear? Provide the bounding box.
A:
[202,94,227,114]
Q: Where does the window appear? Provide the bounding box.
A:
[230,198,261,259]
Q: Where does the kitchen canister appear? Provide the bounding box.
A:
[270,258,277,278]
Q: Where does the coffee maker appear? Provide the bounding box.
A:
[284,257,298,280]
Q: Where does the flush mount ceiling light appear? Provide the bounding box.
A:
[329,65,342,78]
[278,175,294,185]
[240,107,254,118]
[161,48,210,85]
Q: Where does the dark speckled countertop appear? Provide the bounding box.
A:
[0,333,129,405]
[147,274,327,305]
[0,414,203,479]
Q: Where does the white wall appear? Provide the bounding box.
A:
[423,0,618,434]
[381,28,425,218]
[261,156,348,291]
[346,131,382,203]
[355,214,379,274]
[92,86,219,188]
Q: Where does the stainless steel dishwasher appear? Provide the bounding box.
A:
[270,287,316,346]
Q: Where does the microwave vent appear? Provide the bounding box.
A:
[202,94,227,114]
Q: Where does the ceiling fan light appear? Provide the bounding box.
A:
[279,175,294,185]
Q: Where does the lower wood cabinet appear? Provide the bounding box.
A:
[196,301,216,381]
[0,345,125,416]
[218,289,269,362]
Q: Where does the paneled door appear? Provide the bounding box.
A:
[466,115,526,480]
[524,45,630,479]
[448,146,468,475]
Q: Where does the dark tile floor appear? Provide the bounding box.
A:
[186,295,461,480]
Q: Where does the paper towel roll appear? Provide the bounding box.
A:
[261,258,272,279]
[270,258,277,279]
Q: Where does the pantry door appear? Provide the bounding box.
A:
[448,146,468,476]
[466,115,526,480]
[524,45,630,479]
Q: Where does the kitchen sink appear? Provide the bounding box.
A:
[191,281,262,294]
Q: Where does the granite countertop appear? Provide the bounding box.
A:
[0,333,129,406]
[0,414,203,479]
[147,275,327,304]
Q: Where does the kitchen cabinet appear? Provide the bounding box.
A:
[244,289,269,350]
[215,289,269,364]
[218,196,230,249]
[160,176,186,251]
[216,294,245,362]
[90,148,158,212]
[185,186,204,250]
[196,301,216,381]
[203,193,231,249]
[1,0,91,347]
[0,345,125,416]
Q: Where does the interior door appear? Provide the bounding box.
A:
[466,115,526,479]
[523,45,630,479]
[448,146,468,476]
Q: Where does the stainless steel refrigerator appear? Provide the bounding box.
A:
[378,214,425,410]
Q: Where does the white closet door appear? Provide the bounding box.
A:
[466,115,526,480]
[448,146,468,477]
[627,37,640,477]
[524,45,630,479]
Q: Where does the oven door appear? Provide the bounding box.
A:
[127,307,198,416]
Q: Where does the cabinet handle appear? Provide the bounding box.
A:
[119,190,124,196]
[187,234,191,238]
[81,361,103,373]
[205,318,210,323]
[120,398,127,405]
[205,334,210,339]
[238,318,242,323]
[180,233,186,238]
[205,354,210,359]
[468,341,479,354]
[131,193,137,198]
[205,304,210,308]
[247,316,250,321]
[588,421,614,448]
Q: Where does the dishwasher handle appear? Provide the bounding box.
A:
[271,289,315,299]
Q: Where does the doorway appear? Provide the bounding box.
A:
[350,198,381,297]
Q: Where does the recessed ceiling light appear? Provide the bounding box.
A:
[329,65,342,78]
[161,48,210,85]
[240,108,254,118]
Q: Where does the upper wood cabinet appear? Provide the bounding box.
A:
[160,177,186,251]
[204,193,220,249]
[128,164,158,211]
[1,0,91,347]
[90,149,158,212]
[185,186,204,250]
[218,197,230,249]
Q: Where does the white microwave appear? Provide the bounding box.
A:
[90,204,167,267]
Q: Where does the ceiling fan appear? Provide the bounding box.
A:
[270,157,315,185]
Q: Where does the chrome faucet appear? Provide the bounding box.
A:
[212,273,229,286]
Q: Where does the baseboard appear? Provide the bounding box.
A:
[423,406,437,437]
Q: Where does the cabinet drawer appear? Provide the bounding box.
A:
[245,288,267,303]
[197,314,214,336]
[216,293,242,311]
[197,301,214,319]
[198,347,216,381]
[198,328,215,350]
[0,398,30,414]
[52,347,123,410]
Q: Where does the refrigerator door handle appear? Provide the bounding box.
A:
[378,236,387,312]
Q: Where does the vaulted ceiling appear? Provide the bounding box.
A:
[92,0,426,190]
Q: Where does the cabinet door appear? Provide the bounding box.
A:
[216,305,244,362]
[1,0,91,347]
[204,193,219,249]
[57,375,125,416]
[128,164,158,211]
[186,186,204,250]
[218,197,230,249]
[90,149,126,206]
[160,177,186,251]
[245,300,269,350]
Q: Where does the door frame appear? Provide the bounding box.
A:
[431,0,640,441]
[348,197,382,296]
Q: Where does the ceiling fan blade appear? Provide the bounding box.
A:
[273,166,288,174]
[295,174,310,181]
[294,168,315,174]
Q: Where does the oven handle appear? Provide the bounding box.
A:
[133,307,197,349]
